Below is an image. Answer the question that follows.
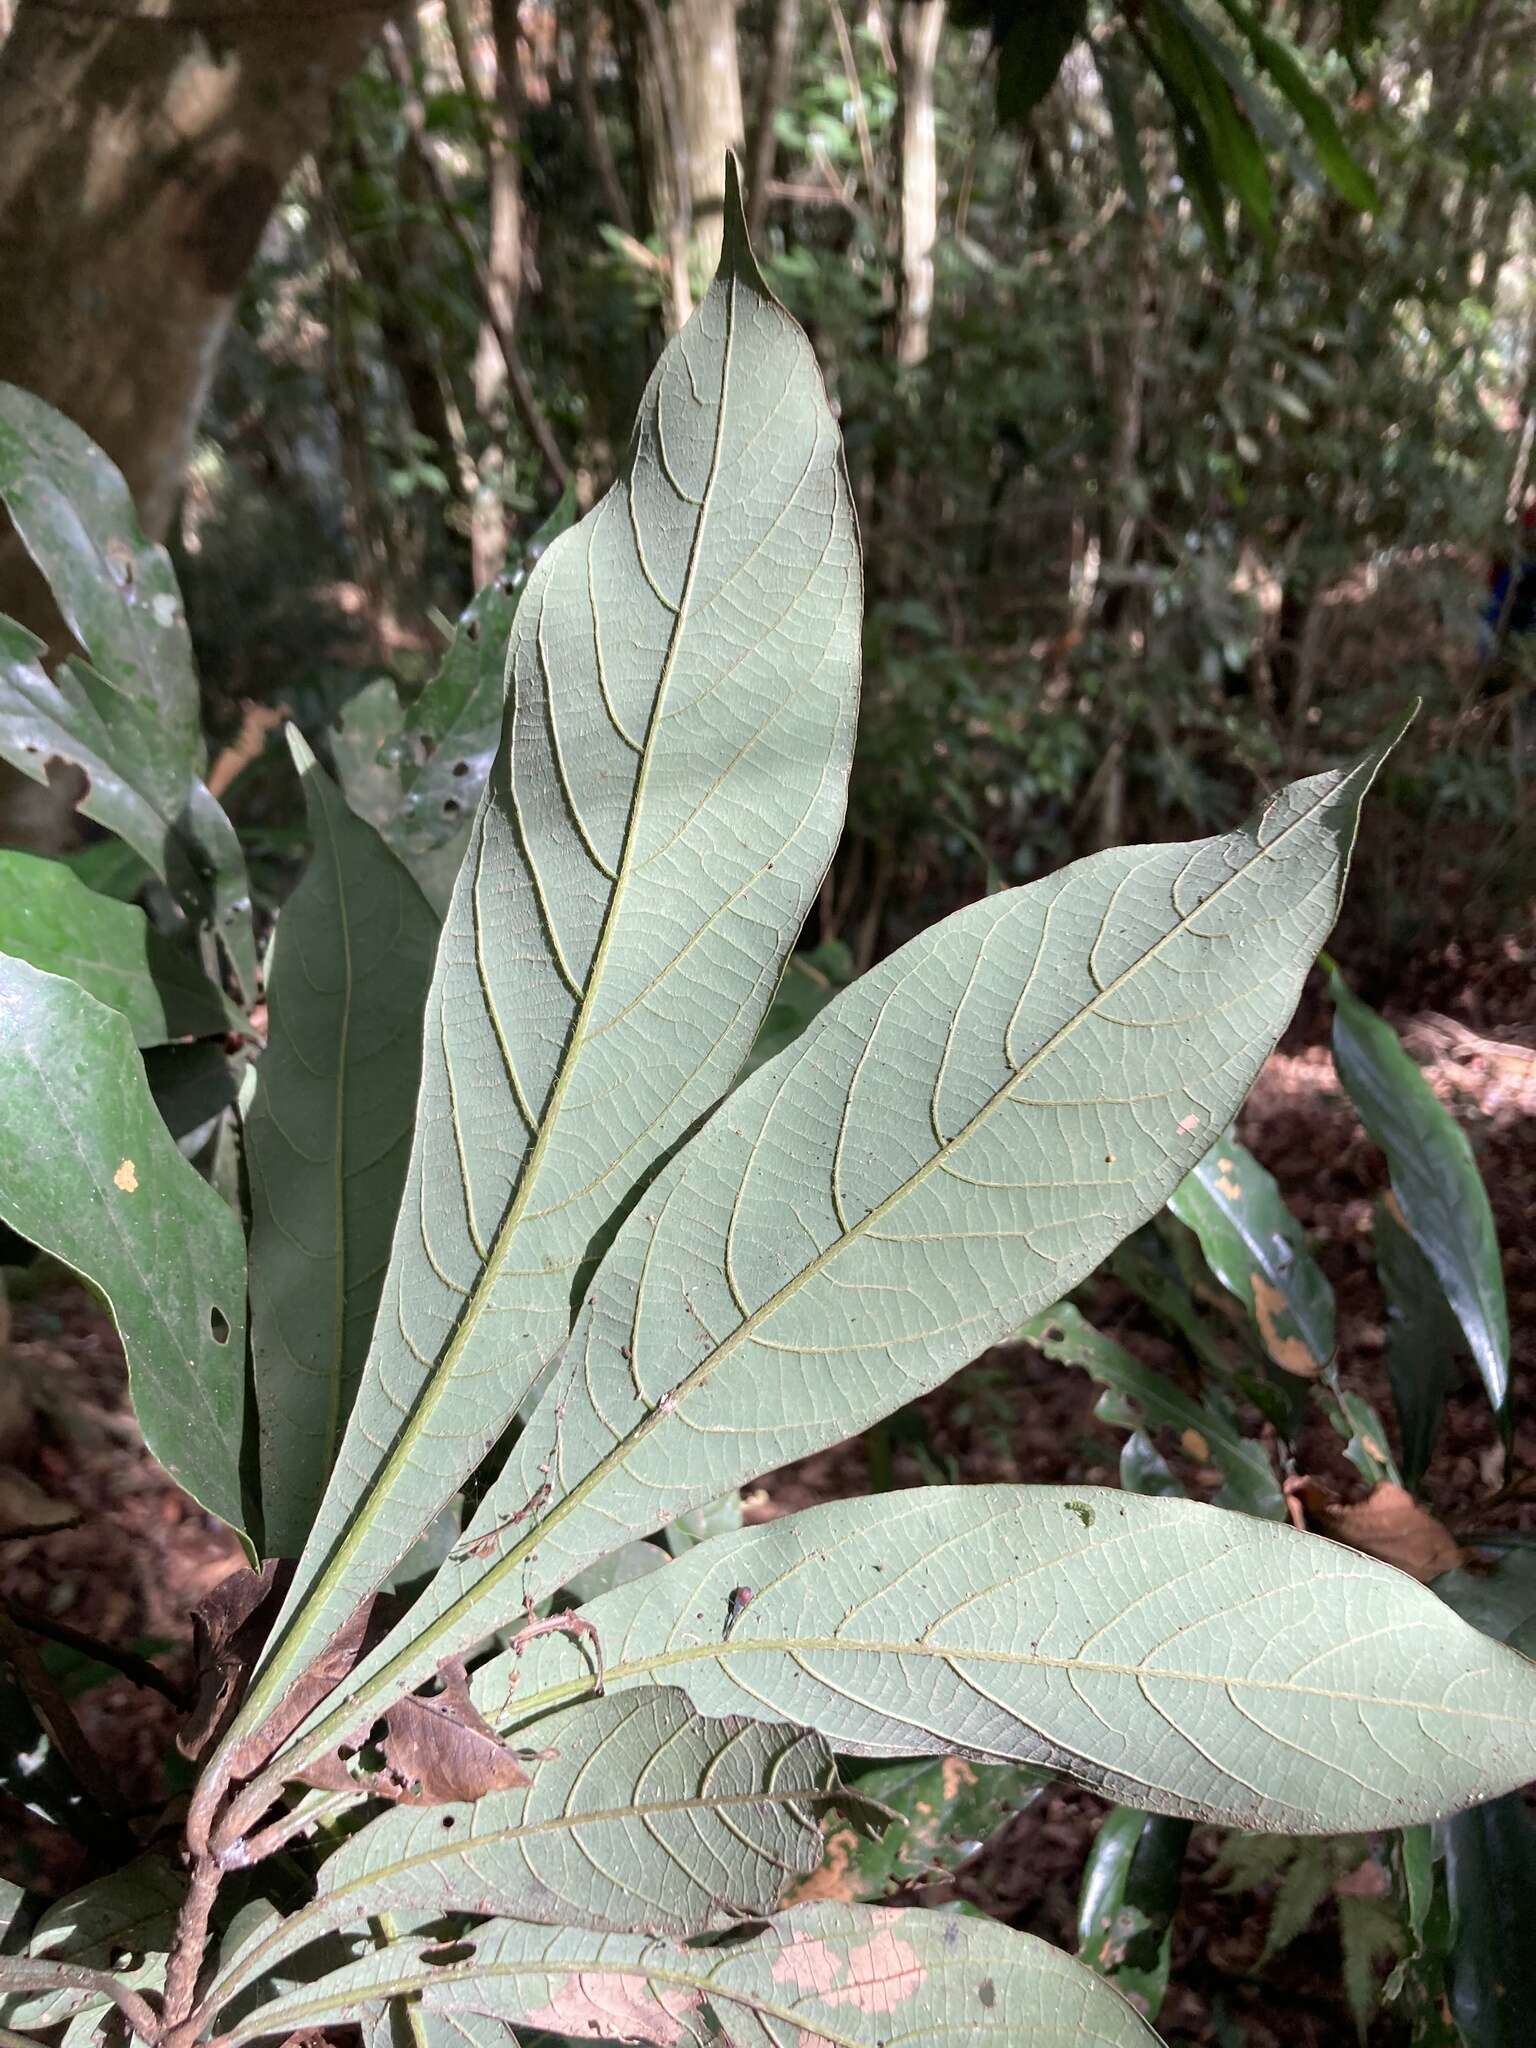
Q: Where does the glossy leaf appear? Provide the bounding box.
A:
[210,1690,834,2011]
[0,849,232,1046]
[0,958,249,1537]
[1441,1793,1536,2048]
[0,382,201,769]
[245,732,439,1558]
[0,1855,180,2028]
[458,1488,1536,1835]
[272,736,1394,1765]
[1327,967,1509,1415]
[229,167,860,1757]
[0,389,254,995]
[222,1901,1160,2047]
[0,647,255,1002]
[1374,1195,1463,1490]
[1024,1302,1284,1520]
[1077,1808,1191,2021]
[1168,1131,1335,1377]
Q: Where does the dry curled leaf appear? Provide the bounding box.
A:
[1313,1482,1468,1584]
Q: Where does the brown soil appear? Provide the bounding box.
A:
[0,942,1530,2043]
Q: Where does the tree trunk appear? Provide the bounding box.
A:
[623,0,744,329]
[894,0,945,368]
[0,0,396,556]
[0,0,395,849]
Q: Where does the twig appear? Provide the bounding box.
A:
[0,1959,162,2045]
[160,1856,221,2037]
[828,0,884,223]
[380,23,570,493]
[2,1599,190,1708]
[0,1606,125,1816]
[573,0,635,233]
[746,0,801,239]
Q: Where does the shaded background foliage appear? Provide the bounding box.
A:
[2,0,1525,971]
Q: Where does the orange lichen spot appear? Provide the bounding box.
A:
[1252,1274,1321,1376]
[114,1159,138,1193]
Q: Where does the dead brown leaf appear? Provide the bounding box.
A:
[1312,1482,1469,1583]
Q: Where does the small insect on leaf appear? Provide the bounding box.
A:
[724,1587,755,1637]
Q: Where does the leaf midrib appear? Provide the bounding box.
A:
[225,1952,892,2048]
[501,1633,1534,1730]
[216,1772,824,2000]
[272,760,1351,1772]
[229,264,743,1746]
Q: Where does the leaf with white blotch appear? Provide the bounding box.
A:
[460,1488,1536,1836]
[0,1855,180,2028]
[1076,1807,1189,2021]
[1168,1130,1335,1376]
[0,618,254,996]
[229,163,859,1758]
[283,735,1396,1760]
[0,958,249,1539]
[1327,966,1509,1415]
[246,732,439,1559]
[219,1901,1159,2047]
[395,490,578,860]
[209,1690,834,2015]
[0,382,201,765]
[0,849,234,1046]
[0,387,254,993]
[1024,1302,1283,1520]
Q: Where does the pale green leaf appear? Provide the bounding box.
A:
[245,731,440,1558]
[0,1854,180,2028]
[231,168,858,1753]
[209,1690,834,2014]
[0,958,249,1538]
[220,1901,1160,2046]
[1168,1130,1335,1376]
[291,739,1392,1755]
[461,1488,1536,1834]
[1327,968,1509,1414]
[0,849,233,1046]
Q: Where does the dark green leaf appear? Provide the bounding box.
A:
[1077,1807,1191,2020]
[1169,1131,1335,1377]
[0,958,249,1539]
[995,0,1088,123]
[1374,1194,1464,1489]
[245,731,438,1559]
[0,383,202,772]
[1441,1794,1536,2048]
[1327,967,1509,1415]
[1025,1301,1284,1519]
[1211,0,1380,209]
[0,850,232,1047]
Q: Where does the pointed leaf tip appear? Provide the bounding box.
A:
[284,721,317,776]
[719,150,764,289]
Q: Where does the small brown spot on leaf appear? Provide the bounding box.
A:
[1180,1427,1210,1462]
[941,1757,977,1798]
[1251,1274,1321,1376]
[978,1977,997,2008]
[114,1158,138,1192]
[1215,1172,1243,1200]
